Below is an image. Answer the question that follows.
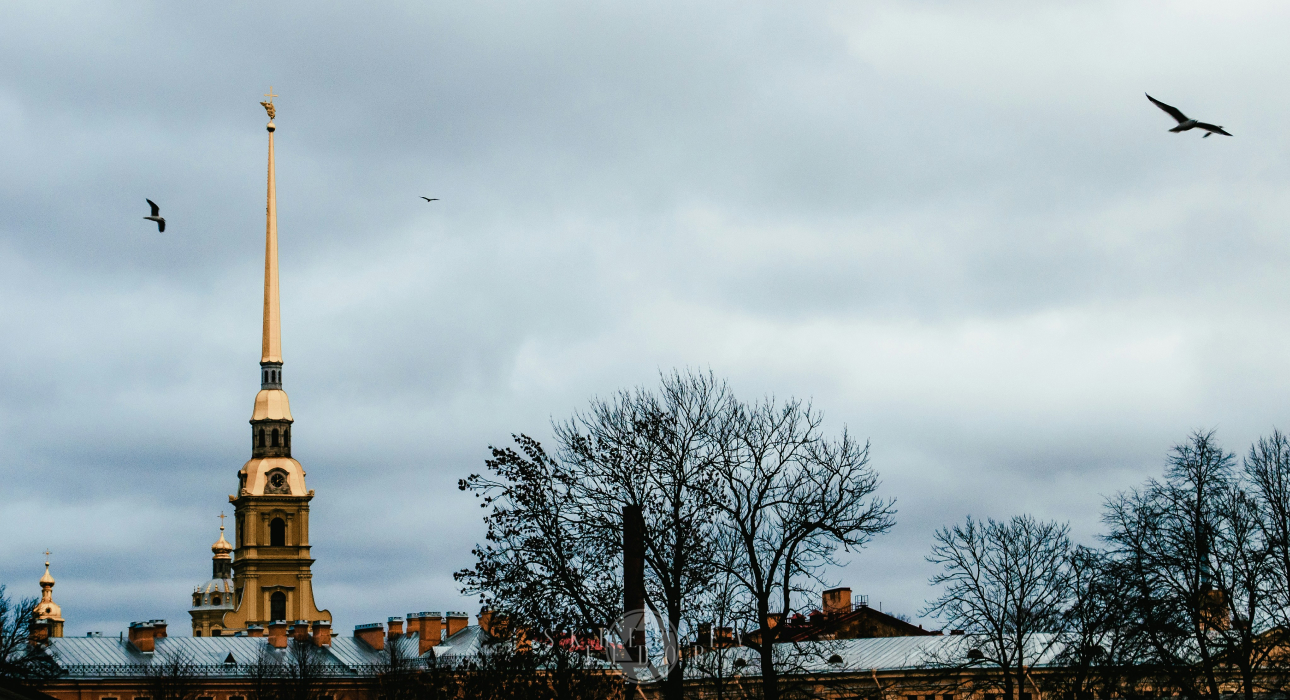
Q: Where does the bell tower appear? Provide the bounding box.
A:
[220,91,331,633]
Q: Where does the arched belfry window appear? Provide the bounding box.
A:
[270,518,286,546]
[270,592,287,622]
[271,428,279,447]
[258,429,266,448]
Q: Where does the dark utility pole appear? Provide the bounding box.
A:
[623,504,646,661]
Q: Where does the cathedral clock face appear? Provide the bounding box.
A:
[265,470,291,494]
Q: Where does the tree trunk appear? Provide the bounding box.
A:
[758,637,779,700]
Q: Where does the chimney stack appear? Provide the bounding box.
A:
[623,504,646,661]
[822,587,852,616]
[387,617,404,644]
[354,622,385,651]
[150,620,168,639]
[29,619,50,646]
[445,612,469,638]
[247,625,265,637]
[268,621,289,648]
[409,612,442,654]
[128,622,156,653]
[290,621,311,644]
[312,621,332,647]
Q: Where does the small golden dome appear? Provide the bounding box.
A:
[212,523,233,558]
[39,560,54,586]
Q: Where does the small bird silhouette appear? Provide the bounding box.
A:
[143,199,166,232]
[421,197,439,202]
[1146,94,1232,138]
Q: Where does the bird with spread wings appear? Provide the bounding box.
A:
[1146,94,1232,138]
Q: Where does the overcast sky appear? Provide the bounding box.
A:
[4,0,1290,636]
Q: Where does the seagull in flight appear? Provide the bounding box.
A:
[1146,94,1232,138]
[143,199,166,232]
[421,197,439,202]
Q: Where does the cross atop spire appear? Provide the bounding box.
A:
[218,512,226,530]
[264,87,278,102]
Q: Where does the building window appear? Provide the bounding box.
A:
[258,428,265,447]
[231,696,246,700]
[194,630,201,637]
[271,591,287,622]
[270,518,286,546]
[193,594,201,607]
[211,628,221,636]
[271,428,279,447]
[212,595,221,606]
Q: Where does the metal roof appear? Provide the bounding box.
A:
[45,625,488,679]
[684,634,1066,679]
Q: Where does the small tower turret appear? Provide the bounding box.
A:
[35,551,64,638]
[190,514,236,637]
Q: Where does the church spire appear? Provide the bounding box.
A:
[261,87,281,367]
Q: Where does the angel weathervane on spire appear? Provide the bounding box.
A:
[260,87,278,120]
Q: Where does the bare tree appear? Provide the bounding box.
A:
[1243,429,1290,693]
[1101,430,1255,700]
[0,586,57,684]
[922,515,1071,700]
[1045,547,1151,700]
[458,369,732,700]
[714,396,895,700]
[456,433,620,631]
[144,647,203,700]
[244,644,284,700]
[278,637,331,700]
[556,368,728,700]
[456,632,622,700]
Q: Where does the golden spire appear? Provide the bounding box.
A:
[261,88,281,365]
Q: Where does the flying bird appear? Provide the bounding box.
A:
[1146,94,1232,138]
[143,199,166,232]
[421,197,439,202]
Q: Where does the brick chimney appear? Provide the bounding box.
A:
[822,587,852,616]
[355,622,385,651]
[714,626,733,648]
[29,619,50,645]
[446,612,469,639]
[290,621,310,643]
[128,621,156,653]
[387,617,404,644]
[313,621,332,647]
[478,610,495,636]
[409,612,442,654]
[247,625,265,637]
[151,620,168,639]
[268,621,289,648]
